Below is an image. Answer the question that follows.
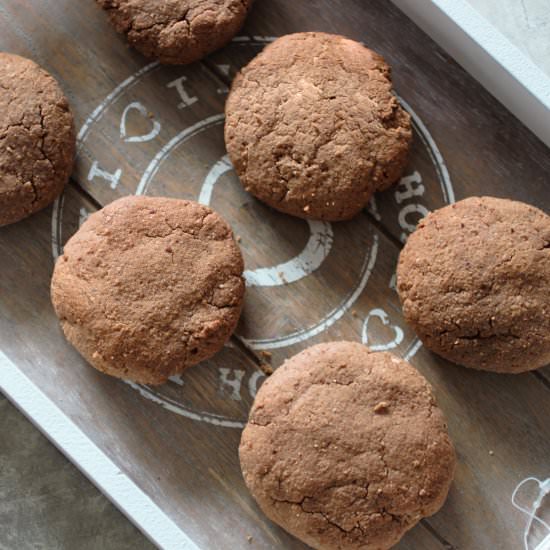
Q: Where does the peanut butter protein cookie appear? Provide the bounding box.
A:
[397,196,550,373]
[0,53,75,226]
[225,32,412,221]
[51,195,245,384]
[240,342,455,550]
[97,0,254,64]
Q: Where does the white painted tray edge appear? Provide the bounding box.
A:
[0,351,199,550]
[391,0,550,149]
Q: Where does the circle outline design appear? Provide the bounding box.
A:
[126,380,246,429]
[50,36,455,427]
[199,154,335,288]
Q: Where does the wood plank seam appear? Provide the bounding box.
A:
[420,519,456,550]
[533,370,550,390]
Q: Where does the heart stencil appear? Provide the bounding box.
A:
[361,308,404,351]
[120,101,161,143]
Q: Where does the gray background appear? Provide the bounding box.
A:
[0,395,154,549]
[466,0,550,75]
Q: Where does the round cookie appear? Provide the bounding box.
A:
[225,32,412,222]
[96,0,254,65]
[0,53,75,226]
[240,342,455,550]
[51,195,245,385]
[397,196,550,373]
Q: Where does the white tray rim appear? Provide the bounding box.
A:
[392,0,550,148]
[0,350,199,550]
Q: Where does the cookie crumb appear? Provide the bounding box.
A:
[489,450,494,456]
[246,535,253,543]
[236,235,242,243]
[261,364,273,376]
[260,350,272,362]
[351,310,358,318]
[374,401,390,413]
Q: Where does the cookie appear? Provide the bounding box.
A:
[0,53,75,226]
[97,0,253,65]
[51,195,245,385]
[240,342,455,550]
[397,196,550,373]
[225,32,412,222]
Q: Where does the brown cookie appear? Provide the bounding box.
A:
[97,0,253,65]
[51,195,245,385]
[397,196,550,373]
[0,53,75,226]
[240,342,455,550]
[225,32,412,222]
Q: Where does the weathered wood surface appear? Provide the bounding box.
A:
[0,1,549,549]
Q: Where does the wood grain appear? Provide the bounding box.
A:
[0,1,549,549]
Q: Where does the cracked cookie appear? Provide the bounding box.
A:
[96,0,254,65]
[239,342,455,550]
[397,196,550,373]
[224,32,412,222]
[0,53,75,226]
[51,195,245,385]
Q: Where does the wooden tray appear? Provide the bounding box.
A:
[1,1,549,548]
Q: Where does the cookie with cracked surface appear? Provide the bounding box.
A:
[224,32,412,222]
[0,53,75,226]
[51,195,245,385]
[239,342,455,550]
[96,0,254,65]
[397,196,550,373]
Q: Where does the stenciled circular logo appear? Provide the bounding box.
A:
[52,37,454,428]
